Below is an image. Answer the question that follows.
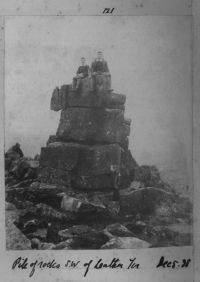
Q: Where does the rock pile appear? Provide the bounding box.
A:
[5,143,39,188]
[5,75,192,250]
[39,75,137,191]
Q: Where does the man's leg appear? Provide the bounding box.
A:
[72,77,77,90]
[107,73,111,90]
[76,78,82,90]
[102,73,111,90]
[91,74,96,91]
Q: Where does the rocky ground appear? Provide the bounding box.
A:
[5,150,192,250]
[5,79,192,250]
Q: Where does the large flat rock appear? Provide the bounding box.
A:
[39,142,121,189]
[40,142,121,175]
[66,91,126,109]
[120,187,175,215]
[56,108,130,144]
[51,82,126,110]
[39,166,71,186]
[71,173,116,190]
[40,142,79,170]
[51,85,70,111]
[77,143,121,175]
[39,142,78,186]
[101,237,151,249]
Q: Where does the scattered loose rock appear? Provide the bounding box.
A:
[105,223,134,237]
[101,237,151,249]
[5,74,192,250]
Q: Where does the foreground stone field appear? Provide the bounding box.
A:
[5,76,192,250]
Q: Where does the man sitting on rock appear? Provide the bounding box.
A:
[91,51,111,91]
[72,57,90,90]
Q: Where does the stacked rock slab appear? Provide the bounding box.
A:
[39,75,136,190]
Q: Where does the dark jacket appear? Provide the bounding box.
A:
[76,65,89,77]
[91,59,109,74]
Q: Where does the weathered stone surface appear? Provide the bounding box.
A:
[134,165,166,189]
[7,198,34,210]
[5,143,24,160]
[52,239,73,250]
[60,193,82,212]
[28,228,48,241]
[125,221,192,247]
[105,223,134,237]
[39,142,78,186]
[72,190,114,206]
[51,78,117,112]
[58,225,94,240]
[6,73,194,251]
[40,142,121,175]
[60,191,114,211]
[31,238,55,250]
[5,156,39,188]
[9,158,33,179]
[59,192,119,222]
[101,237,150,249]
[31,238,41,249]
[107,201,120,217]
[6,183,65,210]
[6,202,16,210]
[73,75,110,95]
[35,203,75,222]
[39,166,71,186]
[71,174,116,190]
[40,142,79,170]
[120,149,138,188]
[65,91,126,109]
[163,224,192,246]
[172,195,193,220]
[51,87,62,111]
[30,181,40,188]
[77,144,121,175]
[46,135,60,145]
[22,219,38,234]
[58,225,109,249]
[51,85,70,111]
[120,187,175,215]
[55,192,116,224]
[40,242,55,250]
[39,142,122,188]
[57,108,130,144]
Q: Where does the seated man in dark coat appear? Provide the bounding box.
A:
[91,51,109,74]
[90,51,111,91]
[72,57,90,90]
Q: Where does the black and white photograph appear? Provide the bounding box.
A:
[4,15,193,252]
[0,0,199,281]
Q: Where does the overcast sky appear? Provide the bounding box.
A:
[5,16,192,190]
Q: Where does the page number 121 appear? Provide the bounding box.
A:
[103,8,115,14]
